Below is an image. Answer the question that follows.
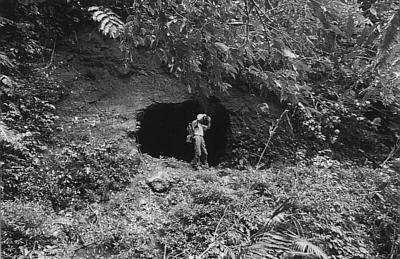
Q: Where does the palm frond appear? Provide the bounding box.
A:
[255,237,292,251]
[260,215,283,234]
[291,237,328,259]
[239,200,327,259]
[242,232,290,258]
[88,6,124,39]
[258,198,292,234]
[271,198,293,218]
[245,229,327,258]
[244,250,279,259]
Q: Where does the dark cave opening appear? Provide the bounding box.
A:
[136,98,231,166]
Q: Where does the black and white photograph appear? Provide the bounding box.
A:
[1,0,399,258]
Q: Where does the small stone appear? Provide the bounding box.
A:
[146,169,171,193]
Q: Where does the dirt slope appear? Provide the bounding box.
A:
[50,29,284,166]
[52,30,191,154]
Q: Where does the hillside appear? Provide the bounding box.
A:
[1,1,400,259]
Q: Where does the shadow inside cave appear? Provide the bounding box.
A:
[136,97,230,166]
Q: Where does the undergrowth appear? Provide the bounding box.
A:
[0,54,140,211]
[1,2,399,259]
[2,164,399,258]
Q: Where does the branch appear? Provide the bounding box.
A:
[248,0,275,25]
[198,243,216,258]
[244,0,250,46]
[214,205,229,237]
[256,110,289,169]
[381,138,400,166]
[42,39,57,70]
[251,1,272,41]
[249,0,300,50]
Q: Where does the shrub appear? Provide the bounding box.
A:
[4,142,140,210]
[158,171,328,259]
[1,201,56,258]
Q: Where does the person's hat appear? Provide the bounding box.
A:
[197,114,206,120]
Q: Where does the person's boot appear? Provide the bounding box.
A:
[190,162,197,170]
[191,156,198,167]
[201,154,209,169]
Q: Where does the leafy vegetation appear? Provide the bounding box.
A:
[88,0,400,164]
[1,0,400,259]
[2,160,399,258]
[1,0,138,209]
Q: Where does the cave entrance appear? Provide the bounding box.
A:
[136,98,230,166]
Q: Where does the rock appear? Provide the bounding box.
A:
[217,170,230,177]
[146,169,171,193]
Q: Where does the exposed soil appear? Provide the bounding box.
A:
[53,30,190,153]
[51,28,283,166]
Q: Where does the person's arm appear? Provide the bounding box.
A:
[203,116,211,130]
[192,120,198,130]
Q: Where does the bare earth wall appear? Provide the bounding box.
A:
[54,29,283,165]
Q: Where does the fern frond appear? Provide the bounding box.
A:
[0,52,15,69]
[380,9,400,52]
[291,237,328,259]
[0,16,15,27]
[88,6,124,39]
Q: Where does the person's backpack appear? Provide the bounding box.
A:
[186,122,194,143]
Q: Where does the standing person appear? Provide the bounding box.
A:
[191,113,211,169]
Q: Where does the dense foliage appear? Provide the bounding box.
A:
[1,2,139,208]
[1,1,400,259]
[87,0,400,100]
[2,160,399,258]
[88,0,400,163]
